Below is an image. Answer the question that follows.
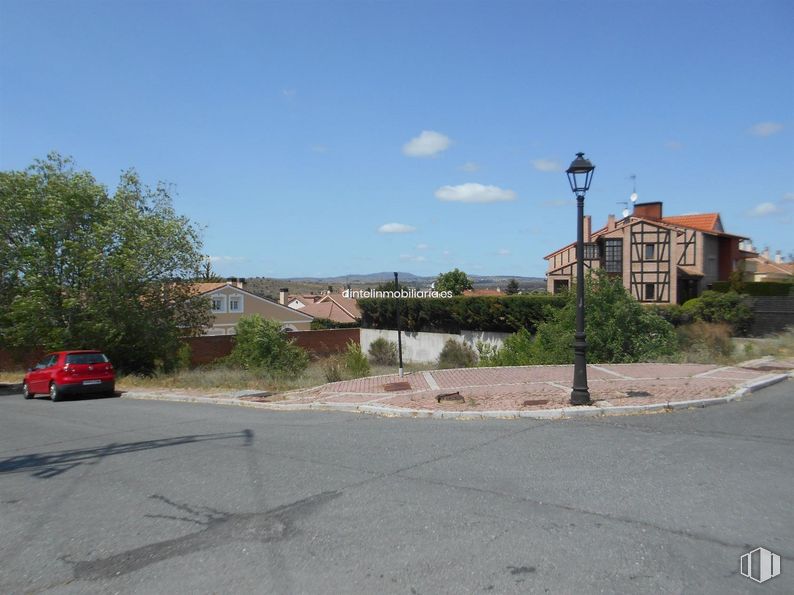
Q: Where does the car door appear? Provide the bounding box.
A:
[28,354,56,393]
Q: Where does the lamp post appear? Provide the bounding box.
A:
[566,152,595,406]
[394,272,404,377]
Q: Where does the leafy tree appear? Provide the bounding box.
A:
[435,268,473,295]
[505,279,520,295]
[0,153,210,373]
[437,339,477,369]
[530,270,678,363]
[227,315,309,377]
[681,290,753,336]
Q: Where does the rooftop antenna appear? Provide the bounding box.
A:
[629,174,638,203]
[617,201,630,218]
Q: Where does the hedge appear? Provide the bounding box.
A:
[711,281,793,296]
[359,295,566,333]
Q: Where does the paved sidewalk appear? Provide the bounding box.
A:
[123,357,793,419]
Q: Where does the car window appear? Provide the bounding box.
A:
[35,355,56,369]
[65,353,109,365]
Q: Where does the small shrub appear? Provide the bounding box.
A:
[681,291,753,336]
[321,355,344,383]
[227,315,309,377]
[437,339,477,369]
[368,337,398,365]
[344,341,371,378]
[677,321,733,362]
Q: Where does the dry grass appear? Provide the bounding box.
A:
[116,360,434,393]
[733,327,794,361]
[0,370,24,385]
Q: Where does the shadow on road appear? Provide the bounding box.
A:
[0,429,254,479]
[0,383,23,396]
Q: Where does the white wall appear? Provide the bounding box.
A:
[360,328,510,364]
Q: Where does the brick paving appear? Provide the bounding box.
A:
[271,360,793,413]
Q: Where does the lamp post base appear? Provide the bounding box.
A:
[570,387,591,406]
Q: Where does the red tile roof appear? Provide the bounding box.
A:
[662,214,722,233]
[191,282,231,295]
[300,301,358,324]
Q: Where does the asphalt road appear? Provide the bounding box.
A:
[1,381,792,594]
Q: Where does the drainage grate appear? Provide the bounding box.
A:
[522,399,549,406]
[383,382,412,392]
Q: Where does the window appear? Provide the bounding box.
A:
[66,353,108,364]
[228,294,243,312]
[211,296,226,313]
[583,243,599,260]
[644,243,655,260]
[603,239,623,273]
[553,279,570,294]
[645,283,656,301]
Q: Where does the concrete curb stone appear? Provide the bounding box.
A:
[120,368,791,421]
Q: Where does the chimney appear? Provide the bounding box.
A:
[775,250,783,264]
[607,214,616,231]
[279,288,289,305]
[632,202,663,221]
[583,215,592,242]
[762,247,770,261]
[236,278,245,289]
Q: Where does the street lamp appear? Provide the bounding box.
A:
[566,152,595,405]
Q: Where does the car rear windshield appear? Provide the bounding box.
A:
[65,353,109,364]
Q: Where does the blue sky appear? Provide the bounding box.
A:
[1,0,792,278]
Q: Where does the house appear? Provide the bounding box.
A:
[193,281,313,336]
[740,247,794,282]
[544,202,750,305]
[279,289,361,324]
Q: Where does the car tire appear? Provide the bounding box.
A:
[23,382,34,399]
[50,382,63,402]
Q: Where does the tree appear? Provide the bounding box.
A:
[0,153,211,373]
[435,268,473,295]
[529,270,678,364]
[227,315,309,377]
[505,278,520,295]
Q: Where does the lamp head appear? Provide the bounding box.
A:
[566,152,595,195]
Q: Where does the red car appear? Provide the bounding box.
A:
[22,351,115,401]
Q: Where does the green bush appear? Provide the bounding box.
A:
[344,340,370,378]
[368,337,398,365]
[676,321,734,362]
[310,318,360,330]
[359,295,566,333]
[653,304,692,327]
[681,291,753,335]
[711,281,793,296]
[437,339,477,369]
[478,328,535,366]
[226,315,309,377]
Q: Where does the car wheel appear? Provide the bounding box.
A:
[50,382,63,402]
[23,382,34,399]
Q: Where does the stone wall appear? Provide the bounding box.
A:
[746,296,794,337]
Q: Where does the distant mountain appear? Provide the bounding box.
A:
[252,272,545,289]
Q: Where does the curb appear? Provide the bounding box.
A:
[120,371,791,421]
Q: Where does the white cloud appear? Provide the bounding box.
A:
[497,248,510,256]
[402,130,451,157]
[400,254,426,262]
[532,159,562,172]
[782,192,794,202]
[459,161,480,172]
[747,202,781,217]
[378,222,417,233]
[209,255,247,263]
[435,183,516,203]
[442,250,451,256]
[664,140,683,150]
[416,243,429,250]
[749,121,783,137]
